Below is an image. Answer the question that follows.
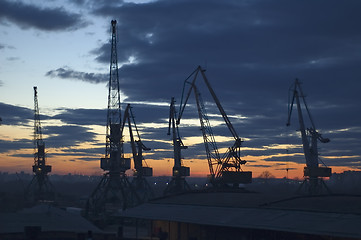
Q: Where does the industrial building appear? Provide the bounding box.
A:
[122,191,361,240]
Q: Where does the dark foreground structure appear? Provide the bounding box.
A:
[0,204,116,240]
[122,191,361,240]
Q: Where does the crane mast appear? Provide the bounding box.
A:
[192,84,221,177]
[34,86,45,171]
[164,97,190,195]
[25,86,54,202]
[106,20,122,162]
[287,79,331,194]
[86,20,140,216]
[178,66,251,188]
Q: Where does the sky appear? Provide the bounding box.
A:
[0,0,360,179]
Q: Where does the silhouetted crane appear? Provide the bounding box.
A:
[86,20,140,217]
[25,86,55,202]
[122,104,154,201]
[164,97,191,195]
[177,66,252,188]
[287,79,332,194]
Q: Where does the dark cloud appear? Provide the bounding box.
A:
[52,108,106,126]
[2,0,361,173]
[73,157,102,162]
[61,147,103,155]
[57,108,102,125]
[44,125,97,148]
[46,67,107,83]
[70,0,88,6]
[0,0,88,31]
[6,57,19,61]
[51,103,167,127]
[86,0,360,105]
[0,139,32,154]
[0,102,33,125]
[0,43,15,52]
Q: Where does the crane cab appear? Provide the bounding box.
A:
[221,171,252,184]
[173,166,190,177]
[101,155,131,171]
[304,166,331,178]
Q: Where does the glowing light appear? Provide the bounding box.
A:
[323,155,360,159]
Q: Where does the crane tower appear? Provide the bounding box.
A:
[287,79,332,194]
[25,86,54,202]
[86,20,140,216]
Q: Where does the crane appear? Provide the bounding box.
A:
[122,104,154,201]
[86,20,140,216]
[287,79,331,194]
[177,66,252,188]
[25,86,55,202]
[164,97,191,195]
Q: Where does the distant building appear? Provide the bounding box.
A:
[330,170,361,183]
[329,171,361,193]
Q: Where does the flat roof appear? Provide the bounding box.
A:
[122,192,361,239]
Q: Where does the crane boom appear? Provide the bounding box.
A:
[287,79,330,168]
[287,81,314,167]
[121,104,152,176]
[121,104,154,200]
[199,69,240,140]
[192,85,221,177]
[168,97,188,169]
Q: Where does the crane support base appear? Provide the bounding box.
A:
[101,157,131,171]
[32,165,51,174]
[138,167,153,177]
[173,166,190,177]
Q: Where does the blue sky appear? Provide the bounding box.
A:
[0,0,360,178]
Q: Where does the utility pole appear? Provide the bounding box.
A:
[86,20,140,217]
[25,86,54,203]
